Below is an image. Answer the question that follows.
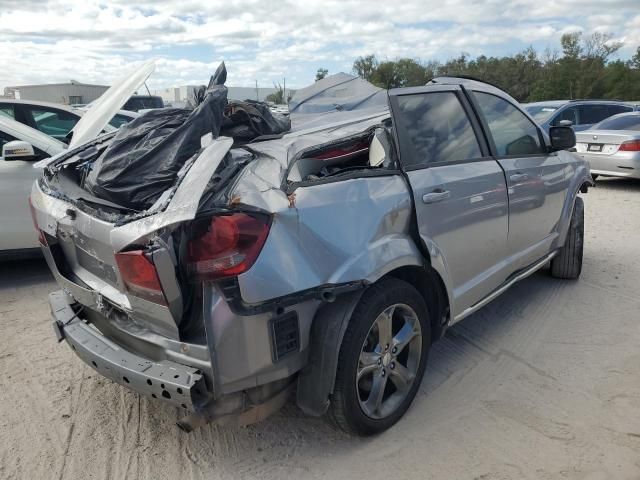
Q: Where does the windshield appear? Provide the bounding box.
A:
[592,115,640,131]
[524,105,559,123]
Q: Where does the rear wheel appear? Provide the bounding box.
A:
[551,196,584,279]
[327,278,430,436]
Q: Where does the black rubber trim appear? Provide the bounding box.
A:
[215,278,368,316]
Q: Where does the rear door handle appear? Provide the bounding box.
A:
[510,173,529,182]
[422,190,450,204]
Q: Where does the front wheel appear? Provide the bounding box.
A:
[550,196,584,279]
[327,278,431,436]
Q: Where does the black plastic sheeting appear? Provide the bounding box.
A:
[84,62,290,211]
[223,100,290,142]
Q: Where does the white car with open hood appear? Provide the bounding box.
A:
[0,62,152,257]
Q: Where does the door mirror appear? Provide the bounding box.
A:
[549,126,576,151]
[558,119,573,127]
[2,140,37,161]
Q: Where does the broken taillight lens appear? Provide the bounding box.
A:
[187,213,270,280]
[115,250,167,305]
[28,196,47,246]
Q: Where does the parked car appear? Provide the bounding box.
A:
[0,84,143,256]
[31,66,592,436]
[575,111,640,180]
[122,94,164,112]
[0,99,138,142]
[0,115,65,256]
[523,99,638,133]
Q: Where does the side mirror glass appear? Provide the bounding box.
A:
[2,140,36,161]
[549,126,576,151]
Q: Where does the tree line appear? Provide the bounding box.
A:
[339,32,640,102]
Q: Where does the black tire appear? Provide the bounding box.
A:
[327,278,431,436]
[591,174,599,181]
[550,196,584,279]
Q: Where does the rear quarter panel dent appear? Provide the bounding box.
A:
[236,175,423,304]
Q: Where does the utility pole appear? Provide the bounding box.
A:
[255,80,259,101]
[283,77,286,105]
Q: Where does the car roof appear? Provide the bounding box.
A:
[524,99,635,107]
[523,100,568,108]
[0,98,78,112]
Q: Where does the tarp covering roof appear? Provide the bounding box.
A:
[288,73,389,131]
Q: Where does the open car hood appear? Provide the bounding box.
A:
[68,60,155,149]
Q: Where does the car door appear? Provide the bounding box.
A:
[389,85,509,318]
[470,89,570,271]
[0,129,52,250]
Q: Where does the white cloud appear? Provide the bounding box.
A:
[0,0,639,90]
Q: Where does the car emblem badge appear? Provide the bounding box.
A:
[593,135,598,140]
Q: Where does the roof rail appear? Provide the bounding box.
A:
[428,75,504,92]
[567,98,627,103]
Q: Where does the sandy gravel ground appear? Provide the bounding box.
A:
[1,178,639,480]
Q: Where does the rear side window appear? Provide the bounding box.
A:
[394,92,482,167]
[474,92,545,156]
[24,107,79,140]
[607,105,633,116]
[578,104,611,125]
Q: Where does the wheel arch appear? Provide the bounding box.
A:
[554,171,593,250]
[296,263,449,416]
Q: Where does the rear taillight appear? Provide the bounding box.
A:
[28,196,47,246]
[619,140,640,152]
[115,250,167,305]
[187,213,270,280]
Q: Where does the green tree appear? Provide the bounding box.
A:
[352,54,379,81]
[315,68,329,81]
[352,34,638,102]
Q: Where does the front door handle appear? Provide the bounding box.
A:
[510,173,529,182]
[422,190,451,204]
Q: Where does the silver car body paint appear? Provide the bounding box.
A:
[33,73,593,421]
[576,129,640,179]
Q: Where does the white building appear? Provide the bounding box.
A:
[154,85,282,107]
[4,80,109,105]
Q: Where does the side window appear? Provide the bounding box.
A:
[0,130,17,153]
[109,114,132,129]
[0,105,14,119]
[474,92,545,156]
[608,105,633,116]
[578,104,610,125]
[551,106,578,126]
[23,107,79,140]
[394,92,482,167]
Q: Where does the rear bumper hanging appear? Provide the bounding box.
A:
[49,290,207,411]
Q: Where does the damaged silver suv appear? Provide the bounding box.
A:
[31,62,592,436]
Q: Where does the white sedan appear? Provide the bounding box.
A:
[0,62,152,258]
[0,115,66,256]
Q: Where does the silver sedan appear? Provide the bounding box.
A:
[576,112,640,180]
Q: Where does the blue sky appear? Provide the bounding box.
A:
[1,0,639,90]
